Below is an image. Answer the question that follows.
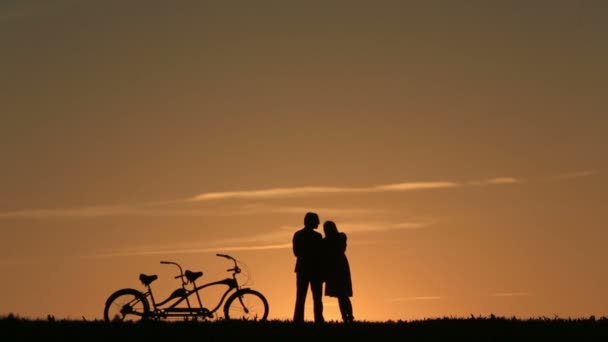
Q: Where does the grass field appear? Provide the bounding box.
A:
[2,315,607,341]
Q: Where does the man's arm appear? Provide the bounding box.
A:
[292,232,300,257]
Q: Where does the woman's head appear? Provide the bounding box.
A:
[323,220,338,236]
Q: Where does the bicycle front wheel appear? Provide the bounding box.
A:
[104,288,150,322]
[224,288,269,321]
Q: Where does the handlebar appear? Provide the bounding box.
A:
[216,254,241,274]
[159,255,240,283]
[160,261,185,280]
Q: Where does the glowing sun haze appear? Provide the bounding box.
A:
[1,1,606,322]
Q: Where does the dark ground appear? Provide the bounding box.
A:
[2,315,607,341]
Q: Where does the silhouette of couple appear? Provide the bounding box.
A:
[292,212,354,323]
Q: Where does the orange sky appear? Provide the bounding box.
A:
[1,1,607,322]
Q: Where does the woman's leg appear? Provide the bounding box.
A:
[338,296,353,322]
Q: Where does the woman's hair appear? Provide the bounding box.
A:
[323,220,338,236]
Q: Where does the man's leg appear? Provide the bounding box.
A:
[293,274,308,323]
[311,279,324,323]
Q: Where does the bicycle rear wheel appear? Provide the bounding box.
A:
[224,288,269,321]
[104,288,150,322]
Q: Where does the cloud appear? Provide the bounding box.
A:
[0,199,187,219]
[191,178,516,202]
[82,217,425,259]
[0,203,382,220]
[0,259,39,267]
[21,172,575,220]
[228,204,384,217]
[547,170,598,181]
[84,243,292,259]
[0,205,145,219]
[192,186,357,201]
[0,176,520,219]
[374,182,459,191]
[469,177,520,186]
[336,221,431,233]
[489,292,530,297]
[82,225,296,258]
[0,204,217,219]
[390,296,442,302]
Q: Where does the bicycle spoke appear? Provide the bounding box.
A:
[225,290,269,321]
[104,289,149,322]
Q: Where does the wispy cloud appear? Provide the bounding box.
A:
[191,178,516,202]
[374,182,459,191]
[390,296,442,302]
[0,205,150,219]
[228,204,384,217]
[0,259,40,267]
[0,206,226,219]
[192,186,357,201]
[0,199,187,219]
[84,243,292,259]
[82,217,424,258]
[0,177,519,219]
[489,292,531,297]
[547,170,598,181]
[469,177,520,186]
[336,221,431,233]
[0,204,382,220]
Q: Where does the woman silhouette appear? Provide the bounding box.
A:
[322,220,354,322]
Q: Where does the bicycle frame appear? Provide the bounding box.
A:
[144,255,242,320]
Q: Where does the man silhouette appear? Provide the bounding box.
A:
[292,212,325,323]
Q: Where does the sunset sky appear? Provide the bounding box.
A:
[1,1,606,322]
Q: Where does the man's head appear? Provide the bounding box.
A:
[303,212,320,229]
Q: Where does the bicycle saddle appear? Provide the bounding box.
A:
[185,270,203,282]
[139,273,158,286]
